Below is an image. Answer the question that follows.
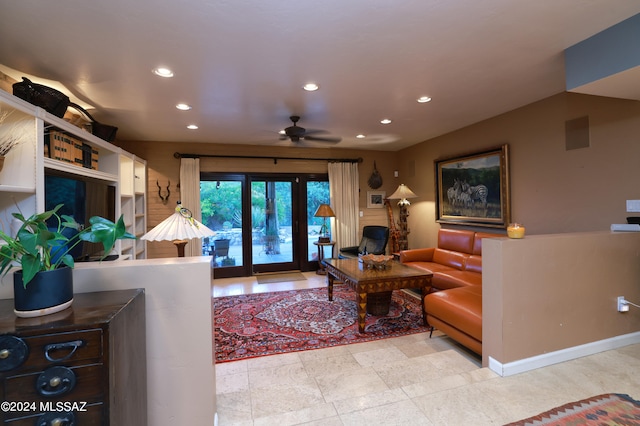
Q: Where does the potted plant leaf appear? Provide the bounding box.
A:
[0,204,135,318]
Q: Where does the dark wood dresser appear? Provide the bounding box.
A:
[0,289,146,426]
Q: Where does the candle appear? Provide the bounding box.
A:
[507,223,526,239]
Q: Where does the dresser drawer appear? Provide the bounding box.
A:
[3,363,105,419]
[19,329,102,371]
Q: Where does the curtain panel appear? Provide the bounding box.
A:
[179,158,204,257]
[328,162,359,251]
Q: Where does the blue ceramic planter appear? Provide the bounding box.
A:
[13,267,73,318]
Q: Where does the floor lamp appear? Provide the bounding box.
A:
[387,184,417,251]
[141,202,216,257]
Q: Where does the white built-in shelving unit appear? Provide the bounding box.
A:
[0,89,146,260]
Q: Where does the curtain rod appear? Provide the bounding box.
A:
[174,152,363,164]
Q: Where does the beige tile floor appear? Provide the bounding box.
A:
[213,272,640,425]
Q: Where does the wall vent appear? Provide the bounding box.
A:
[565,116,590,150]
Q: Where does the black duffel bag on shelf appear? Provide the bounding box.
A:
[12,77,70,118]
[69,102,118,142]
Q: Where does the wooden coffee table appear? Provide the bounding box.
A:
[322,258,432,333]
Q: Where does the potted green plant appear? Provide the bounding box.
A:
[0,203,135,318]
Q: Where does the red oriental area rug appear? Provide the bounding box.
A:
[213,285,429,363]
[505,393,640,425]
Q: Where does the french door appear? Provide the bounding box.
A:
[250,177,297,273]
[200,172,330,278]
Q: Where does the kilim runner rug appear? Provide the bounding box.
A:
[213,285,429,363]
[505,393,640,425]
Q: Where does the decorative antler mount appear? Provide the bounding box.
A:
[157,180,171,204]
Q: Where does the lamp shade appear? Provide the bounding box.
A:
[141,202,216,242]
[388,184,417,206]
[314,204,335,218]
[388,184,417,200]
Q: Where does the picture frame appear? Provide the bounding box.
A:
[366,191,385,209]
[435,144,511,228]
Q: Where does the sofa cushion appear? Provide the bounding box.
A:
[399,248,434,263]
[432,248,468,270]
[403,261,458,275]
[433,270,482,290]
[472,232,503,255]
[438,229,475,254]
[424,285,482,341]
[464,255,482,273]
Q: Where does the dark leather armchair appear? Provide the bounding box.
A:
[339,225,389,258]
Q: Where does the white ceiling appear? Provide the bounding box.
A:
[1,0,639,151]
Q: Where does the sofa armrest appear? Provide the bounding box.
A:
[399,247,435,263]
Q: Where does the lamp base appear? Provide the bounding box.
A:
[318,236,330,243]
[173,239,188,257]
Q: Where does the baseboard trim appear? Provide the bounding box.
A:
[488,331,640,377]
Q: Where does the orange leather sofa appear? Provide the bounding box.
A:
[399,228,502,355]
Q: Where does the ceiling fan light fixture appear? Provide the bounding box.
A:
[153,67,174,78]
[176,103,192,111]
[187,124,198,130]
[417,96,432,103]
[380,118,392,124]
[303,83,319,91]
[356,134,366,139]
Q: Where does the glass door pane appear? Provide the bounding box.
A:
[306,181,332,262]
[200,179,243,270]
[251,179,296,272]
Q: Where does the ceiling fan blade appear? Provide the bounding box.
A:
[301,129,329,135]
[303,135,342,143]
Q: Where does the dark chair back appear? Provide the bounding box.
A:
[358,226,390,255]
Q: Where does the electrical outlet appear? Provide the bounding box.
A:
[618,296,630,312]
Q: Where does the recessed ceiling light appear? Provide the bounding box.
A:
[153,67,174,78]
[417,96,432,103]
[303,83,319,91]
[176,103,192,111]
[380,118,392,125]
[356,134,366,139]
[187,124,198,130]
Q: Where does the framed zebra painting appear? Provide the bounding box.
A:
[434,144,511,228]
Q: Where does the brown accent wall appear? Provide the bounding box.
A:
[483,232,640,367]
[396,92,640,248]
[394,91,640,368]
[116,141,399,258]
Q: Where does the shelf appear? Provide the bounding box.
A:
[44,158,118,182]
[42,110,121,152]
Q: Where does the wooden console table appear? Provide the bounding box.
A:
[0,289,146,425]
[322,258,432,333]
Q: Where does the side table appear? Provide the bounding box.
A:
[313,240,335,275]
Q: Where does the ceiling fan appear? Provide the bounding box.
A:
[279,116,342,144]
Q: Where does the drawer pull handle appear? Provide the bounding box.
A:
[37,366,76,397]
[44,340,84,362]
[0,336,28,371]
